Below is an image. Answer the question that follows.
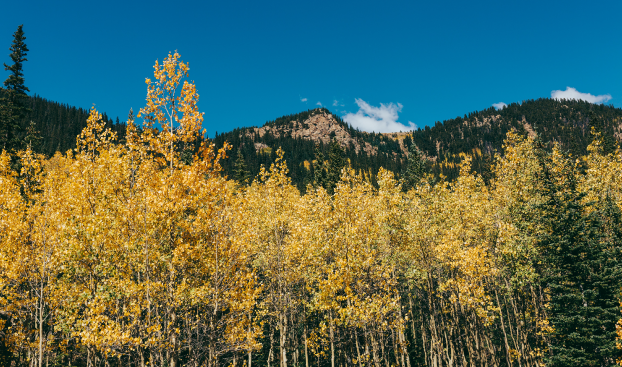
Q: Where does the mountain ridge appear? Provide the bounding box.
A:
[6,90,622,188]
[214,98,622,185]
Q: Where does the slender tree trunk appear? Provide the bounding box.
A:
[330,315,335,367]
[268,327,274,367]
[248,319,253,367]
[354,329,363,367]
[279,312,288,367]
[39,285,44,367]
[170,310,178,367]
[495,288,513,367]
[304,326,309,367]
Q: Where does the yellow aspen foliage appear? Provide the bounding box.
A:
[137,51,204,170]
[580,132,622,209]
[239,148,305,367]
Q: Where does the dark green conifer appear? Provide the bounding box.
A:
[589,111,616,155]
[233,149,251,185]
[0,24,29,152]
[589,194,622,365]
[326,139,345,194]
[23,120,41,151]
[313,143,327,190]
[535,148,622,366]
[401,142,426,191]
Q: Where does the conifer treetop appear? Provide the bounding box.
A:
[3,24,29,95]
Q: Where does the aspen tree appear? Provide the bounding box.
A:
[242,148,305,367]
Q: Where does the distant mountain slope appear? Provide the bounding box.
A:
[412,98,622,180]
[212,108,407,191]
[0,88,126,156]
[214,99,622,187]
[9,92,622,187]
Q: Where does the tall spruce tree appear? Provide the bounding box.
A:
[326,139,345,194]
[313,143,327,190]
[233,149,251,185]
[535,147,622,366]
[590,195,622,365]
[0,25,29,152]
[589,110,616,156]
[401,143,426,191]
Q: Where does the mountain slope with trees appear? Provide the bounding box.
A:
[214,99,622,187]
[4,92,621,189]
[413,98,622,180]
[212,107,407,191]
[0,89,127,156]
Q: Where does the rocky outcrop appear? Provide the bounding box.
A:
[247,110,379,155]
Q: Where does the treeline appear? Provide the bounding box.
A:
[213,99,622,189]
[11,79,622,190]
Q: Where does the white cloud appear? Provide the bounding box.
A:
[332,99,344,107]
[342,99,416,133]
[551,87,611,104]
[300,97,308,102]
[493,102,507,110]
[316,101,322,106]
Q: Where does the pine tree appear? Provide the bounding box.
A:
[401,142,426,191]
[535,148,622,366]
[313,143,327,190]
[23,121,41,152]
[589,195,622,365]
[326,139,345,194]
[0,25,29,152]
[233,149,251,185]
[589,110,616,156]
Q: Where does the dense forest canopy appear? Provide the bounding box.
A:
[1,27,622,367]
[412,98,622,180]
[0,88,127,156]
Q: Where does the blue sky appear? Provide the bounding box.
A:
[1,0,621,135]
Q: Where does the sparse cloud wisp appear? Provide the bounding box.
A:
[316,101,322,106]
[493,102,507,110]
[300,97,308,102]
[343,99,416,133]
[551,87,611,104]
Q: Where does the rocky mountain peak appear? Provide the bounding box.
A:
[248,109,380,155]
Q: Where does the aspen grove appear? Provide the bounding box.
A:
[1,53,622,367]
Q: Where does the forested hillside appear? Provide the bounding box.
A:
[413,98,622,180]
[212,99,622,188]
[0,88,126,156]
[213,108,406,191]
[7,88,621,190]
